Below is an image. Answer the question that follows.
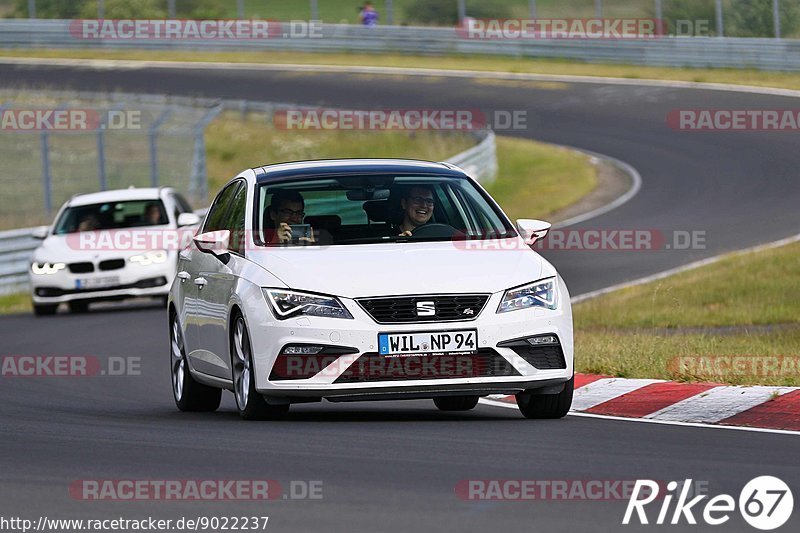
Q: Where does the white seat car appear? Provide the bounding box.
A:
[30,187,200,315]
[169,160,573,419]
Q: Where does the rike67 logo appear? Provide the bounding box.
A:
[624,477,793,530]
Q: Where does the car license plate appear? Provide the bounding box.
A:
[378,330,477,356]
[75,276,119,290]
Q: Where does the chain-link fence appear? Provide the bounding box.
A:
[0,91,222,228]
[2,0,797,38]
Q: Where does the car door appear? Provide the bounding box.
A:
[194,181,248,380]
[183,182,240,376]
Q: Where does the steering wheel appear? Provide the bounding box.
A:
[410,223,456,238]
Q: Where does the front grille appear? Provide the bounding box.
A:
[98,259,125,271]
[356,294,490,324]
[498,338,567,370]
[34,276,168,297]
[68,262,94,274]
[333,349,519,383]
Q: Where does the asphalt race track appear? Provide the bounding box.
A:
[1,62,799,532]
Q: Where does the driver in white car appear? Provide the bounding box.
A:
[397,185,435,236]
[265,190,315,245]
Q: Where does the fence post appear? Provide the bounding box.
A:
[595,0,602,18]
[457,0,466,23]
[773,0,781,38]
[237,0,245,19]
[715,0,724,37]
[27,0,35,18]
[385,0,394,25]
[168,0,176,18]
[190,105,223,204]
[96,129,107,191]
[310,0,318,20]
[40,132,52,216]
[654,0,662,22]
[529,0,537,18]
[149,108,172,187]
[97,0,104,18]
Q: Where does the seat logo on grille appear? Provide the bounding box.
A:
[416,301,436,316]
[462,308,474,315]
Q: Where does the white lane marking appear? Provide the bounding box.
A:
[4,57,800,99]
[570,378,663,411]
[644,386,798,424]
[552,147,642,229]
[479,399,800,436]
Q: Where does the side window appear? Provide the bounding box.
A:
[223,184,247,255]
[203,182,239,233]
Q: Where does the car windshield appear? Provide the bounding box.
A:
[53,199,168,234]
[255,174,516,246]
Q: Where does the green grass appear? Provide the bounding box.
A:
[205,110,476,192]
[574,241,800,385]
[576,242,800,329]
[0,292,31,314]
[488,136,596,222]
[6,49,800,93]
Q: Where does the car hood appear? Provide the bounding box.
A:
[33,233,164,262]
[247,239,546,298]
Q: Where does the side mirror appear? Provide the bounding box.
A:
[31,226,49,240]
[194,230,230,257]
[516,219,551,246]
[177,212,201,227]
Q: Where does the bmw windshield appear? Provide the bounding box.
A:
[255,174,516,246]
[53,200,168,234]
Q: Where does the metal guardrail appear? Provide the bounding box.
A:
[1,20,800,71]
[0,98,497,295]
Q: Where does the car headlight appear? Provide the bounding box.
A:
[31,262,66,275]
[129,250,168,266]
[263,289,353,320]
[497,277,558,313]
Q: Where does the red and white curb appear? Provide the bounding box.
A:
[484,374,800,433]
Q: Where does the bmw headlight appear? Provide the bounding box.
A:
[264,289,353,320]
[129,250,168,266]
[31,262,66,275]
[497,277,558,313]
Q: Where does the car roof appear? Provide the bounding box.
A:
[253,159,467,183]
[67,187,170,207]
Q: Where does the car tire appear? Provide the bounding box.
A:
[68,301,89,314]
[231,314,289,421]
[170,314,221,412]
[516,377,574,419]
[33,303,57,316]
[433,396,480,411]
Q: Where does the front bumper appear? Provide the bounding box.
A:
[30,261,173,304]
[246,282,574,400]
